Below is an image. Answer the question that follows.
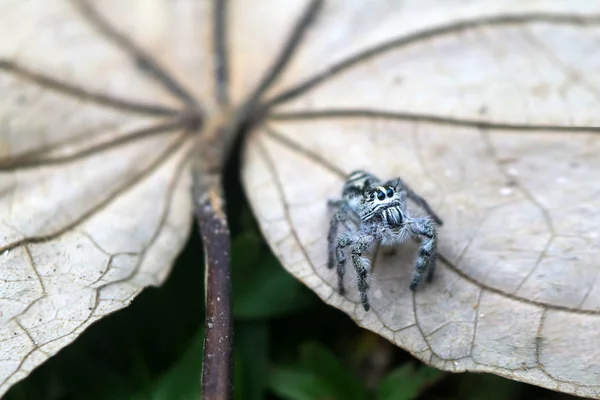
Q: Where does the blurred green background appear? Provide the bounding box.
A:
[5,153,581,400]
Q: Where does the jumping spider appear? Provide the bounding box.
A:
[327,170,443,311]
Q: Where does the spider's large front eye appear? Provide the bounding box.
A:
[377,191,385,201]
[386,188,394,198]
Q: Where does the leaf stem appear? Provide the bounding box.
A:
[194,1,326,398]
[193,116,239,400]
[193,172,233,400]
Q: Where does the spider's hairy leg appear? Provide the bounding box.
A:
[349,232,376,311]
[352,253,372,311]
[336,229,376,311]
[334,232,352,295]
[407,216,438,291]
[327,199,345,209]
[327,202,352,271]
[387,177,443,226]
[426,256,436,283]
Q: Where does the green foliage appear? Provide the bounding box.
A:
[148,328,204,400]
[269,342,367,400]
[268,343,444,400]
[234,322,269,400]
[269,366,337,400]
[299,342,367,400]
[377,364,443,400]
[232,233,314,319]
[455,373,523,400]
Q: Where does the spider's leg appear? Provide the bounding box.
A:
[386,178,443,226]
[426,256,436,283]
[328,203,352,269]
[327,198,345,209]
[406,216,438,290]
[349,232,376,311]
[334,232,353,295]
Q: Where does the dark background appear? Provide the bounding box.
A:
[5,147,579,400]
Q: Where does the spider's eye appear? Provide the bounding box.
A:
[386,188,394,198]
[369,192,375,200]
[377,191,386,201]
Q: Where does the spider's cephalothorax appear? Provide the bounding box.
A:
[327,170,443,311]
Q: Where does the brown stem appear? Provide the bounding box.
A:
[194,115,238,400]
[193,0,235,396]
[194,172,233,400]
[194,1,324,397]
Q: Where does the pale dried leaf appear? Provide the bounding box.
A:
[0,0,215,394]
[242,1,600,397]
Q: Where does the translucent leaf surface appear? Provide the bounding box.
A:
[242,1,600,397]
[0,0,209,394]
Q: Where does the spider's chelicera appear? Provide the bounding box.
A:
[327,170,443,311]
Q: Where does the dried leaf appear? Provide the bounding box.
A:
[242,1,600,397]
[0,0,212,394]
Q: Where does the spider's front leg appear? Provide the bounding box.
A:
[350,232,376,311]
[336,230,376,311]
[407,216,438,290]
[327,200,353,271]
[333,233,351,295]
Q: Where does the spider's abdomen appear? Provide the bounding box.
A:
[343,170,378,198]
